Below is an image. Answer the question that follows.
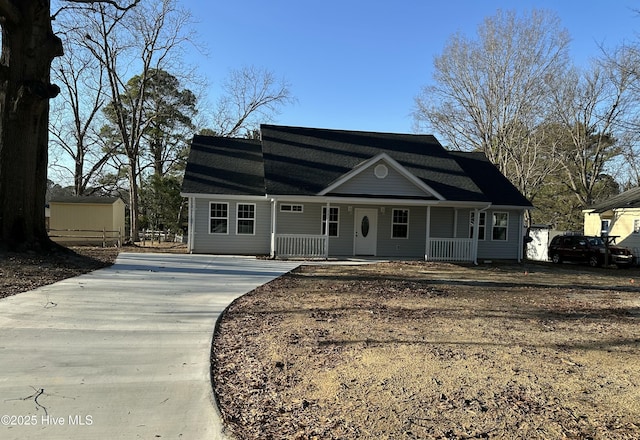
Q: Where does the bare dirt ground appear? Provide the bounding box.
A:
[212,261,640,440]
[0,242,186,299]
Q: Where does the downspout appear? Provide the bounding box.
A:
[270,198,277,259]
[518,210,524,263]
[424,206,431,261]
[188,197,195,253]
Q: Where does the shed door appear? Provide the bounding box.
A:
[354,208,378,256]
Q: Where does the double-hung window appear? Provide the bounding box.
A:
[392,209,409,238]
[237,203,256,235]
[210,203,228,234]
[321,207,339,237]
[492,212,508,241]
[469,211,486,240]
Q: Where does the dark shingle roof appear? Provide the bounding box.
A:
[180,125,532,207]
[588,186,640,213]
[181,135,265,195]
[260,125,487,202]
[449,152,533,207]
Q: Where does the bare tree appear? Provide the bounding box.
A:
[548,55,633,207]
[211,66,294,137]
[413,9,570,201]
[49,20,116,196]
[80,0,195,241]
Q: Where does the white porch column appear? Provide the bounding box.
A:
[424,206,431,260]
[187,197,195,253]
[472,208,480,265]
[518,210,524,263]
[324,201,330,258]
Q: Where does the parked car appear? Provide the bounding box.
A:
[548,235,635,268]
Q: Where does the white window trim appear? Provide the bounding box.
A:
[209,202,229,235]
[491,211,509,241]
[321,206,340,237]
[470,211,486,241]
[391,208,409,239]
[280,204,304,213]
[236,203,256,235]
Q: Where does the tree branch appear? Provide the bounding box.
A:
[63,0,140,11]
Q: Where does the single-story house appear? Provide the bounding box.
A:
[180,124,532,261]
[583,186,640,256]
[48,196,126,246]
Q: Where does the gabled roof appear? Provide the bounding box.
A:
[180,125,533,208]
[587,186,640,213]
[318,152,444,199]
[260,125,487,201]
[181,135,264,195]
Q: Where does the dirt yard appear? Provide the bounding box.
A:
[212,261,640,440]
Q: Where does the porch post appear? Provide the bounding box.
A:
[424,206,431,260]
[270,199,277,258]
[472,208,480,265]
[324,201,330,258]
[187,197,195,253]
[517,210,524,263]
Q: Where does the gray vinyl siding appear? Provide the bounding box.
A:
[476,209,523,260]
[430,207,455,237]
[377,207,426,258]
[191,198,270,254]
[276,203,320,235]
[331,165,431,197]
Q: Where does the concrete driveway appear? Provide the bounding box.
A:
[0,253,299,440]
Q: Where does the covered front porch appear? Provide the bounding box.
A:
[269,199,487,262]
[274,234,476,261]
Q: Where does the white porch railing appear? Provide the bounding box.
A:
[275,234,328,258]
[427,238,475,262]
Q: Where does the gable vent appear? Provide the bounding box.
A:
[374,164,388,179]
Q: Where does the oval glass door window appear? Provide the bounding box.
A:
[361,216,370,237]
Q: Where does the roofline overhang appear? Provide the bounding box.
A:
[180,192,268,200]
[268,194,491,207]
[490,204,533,211]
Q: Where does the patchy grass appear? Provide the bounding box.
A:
[213,261,640,439]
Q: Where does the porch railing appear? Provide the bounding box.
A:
[275,234,328,258]
[427,238,475,262]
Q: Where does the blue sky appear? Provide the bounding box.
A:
[189,1,638,134]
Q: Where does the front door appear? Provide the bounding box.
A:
[354,208,378,256]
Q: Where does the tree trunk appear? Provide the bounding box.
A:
[128,159,140,242]
[0,1,62,250]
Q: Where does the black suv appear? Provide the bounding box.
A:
[548,235,634,268]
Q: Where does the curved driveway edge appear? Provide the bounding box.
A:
[0,253,299,440]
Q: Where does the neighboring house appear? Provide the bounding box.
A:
[48,196,126,246]
[583,186,640,256]
[180,125,532,261]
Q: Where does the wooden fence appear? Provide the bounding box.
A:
[48,228,122,247]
